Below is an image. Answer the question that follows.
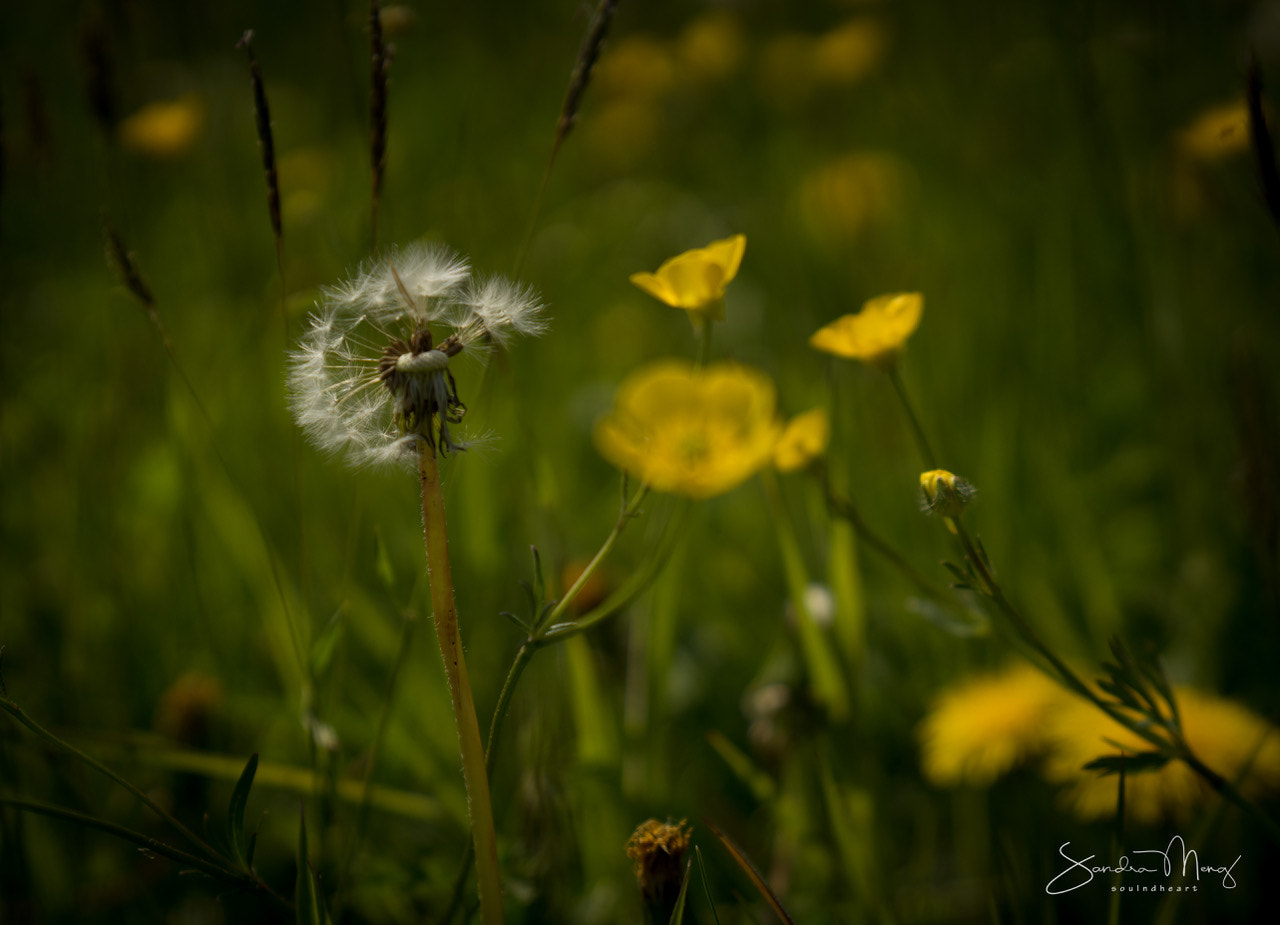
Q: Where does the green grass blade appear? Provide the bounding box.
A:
[227,752,259,867]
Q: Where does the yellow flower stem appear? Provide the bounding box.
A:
[417,446,504,925]
[887,365,938,471]
[695,311,715,367]
[818,468,952,603]
[949,516,1280,844]
[761,469,851,723]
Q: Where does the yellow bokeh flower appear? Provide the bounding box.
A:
[796,152,903,244]
[676,10,747,84]
[1176,100,1250,162]
[773,408,830,473]
[594,359,781,499]
[810,291,922,369]
[811,18,887,87]
[919,663,1064,787]
[1043,687,1280,823]
[118,95,205,158]
[629,235,747,320]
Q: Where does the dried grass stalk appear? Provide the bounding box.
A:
[554,0,618,159]
[370,0,392,245]
[237,30,283,255]
[1248,58,1280,235]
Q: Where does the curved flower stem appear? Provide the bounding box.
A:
[418,446,504,925]
[440,480,659,925]
[950,517,1280,844]
[0,797,291,913]
[817,468,952,603]
[887,365,938,471]
[0,694,222,864]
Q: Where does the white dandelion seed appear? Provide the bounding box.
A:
[287,240,547,468]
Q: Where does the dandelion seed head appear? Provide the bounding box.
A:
[288,240,546,468]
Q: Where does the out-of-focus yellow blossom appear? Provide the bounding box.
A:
[1044,687,1280,823]
[773,408,830,472]
[920,469,975,520]
[594,359,781,499]
[595,34,677,101]
[1176,101,1250,162]
[629,235,747,320]
[811,18,887,86]
[581,98,662,171]
[796,152,903,243]
[677,10,747,83]
[810,292,922,369]
[118,95,204,158]
[919,663,1064,787]
[757,33,819,107]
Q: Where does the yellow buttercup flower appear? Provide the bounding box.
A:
[594,359,780,499]
[810,292,922,369]
[629,235,747,320]
[118,95,205,158]
[1043,687,1280,823]
[773,408,829,473]
[1176,100,1250,162]
[919,663,1064,787]
[919,469,975,519]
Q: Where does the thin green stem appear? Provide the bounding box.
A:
[338,611,419,893]
[0,797,291,912]
[418,447,504,925]
[695,311,715,367]
[0,695,221,863]
[818,472,952,603]
[761,470,850,722]
[949,517,1280,844]
[887,365,938,471]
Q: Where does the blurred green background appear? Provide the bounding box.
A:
[3,0,1280,922]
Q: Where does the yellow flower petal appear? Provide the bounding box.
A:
[810,291,922,368]
[594,358,780,499]
[918,663,1064,787]
[773,408,830,472]
[630,234,747,317]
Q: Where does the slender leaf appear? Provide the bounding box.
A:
[295,805,324,925]
[704,818,795,925]
[667,857,694,925]
[227,752,259,867]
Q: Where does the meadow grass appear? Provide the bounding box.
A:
[2,1,1279,923]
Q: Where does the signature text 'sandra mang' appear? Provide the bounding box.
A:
[1045,837,1240,895]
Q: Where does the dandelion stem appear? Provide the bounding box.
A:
[418,446,504,925]
[887,365,938,470]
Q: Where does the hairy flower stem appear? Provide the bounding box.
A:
[418,446,504,925]
[951,517,1280,844]
[888,365,938,471]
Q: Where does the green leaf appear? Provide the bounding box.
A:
[374,528,397,594]
[308,609,345,681]
[693,846,721,925]
[295,805,324,925]
[667,857,694,925]
[1083,751,1171,776]
[227,752,259,867]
